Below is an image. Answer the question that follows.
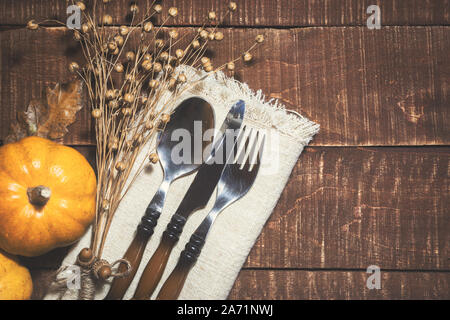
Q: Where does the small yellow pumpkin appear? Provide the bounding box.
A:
[0,137,96,257]
[0,250,33,300]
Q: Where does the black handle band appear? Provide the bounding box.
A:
[180,233,205,264]
[163,214,187,242]
[137,207,161,237]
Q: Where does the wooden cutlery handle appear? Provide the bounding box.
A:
[156,233,205,300]
[133,214,187,300]
[132,237,174,299]
[104,207,161,300]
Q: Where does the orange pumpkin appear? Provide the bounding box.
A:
[0,137,96,257]
[0,250,33,300]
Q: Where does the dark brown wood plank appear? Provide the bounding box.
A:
[0,27,448,145]
[246,147,450,270]
[0,0,449,27]
[229,270,450,299]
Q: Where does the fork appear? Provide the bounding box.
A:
[155,127,265,300]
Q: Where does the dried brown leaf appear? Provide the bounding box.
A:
[5,81,83,143]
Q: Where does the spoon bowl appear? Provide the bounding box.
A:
[158,97,215,181]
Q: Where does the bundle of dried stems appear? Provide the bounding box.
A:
[27,0,264,279]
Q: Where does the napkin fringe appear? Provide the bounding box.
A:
[177,65,320,145]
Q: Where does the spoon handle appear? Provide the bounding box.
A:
[105,180,170,300]
[132,214,186,300]
[156,233,205,300]
[103,230,150,300]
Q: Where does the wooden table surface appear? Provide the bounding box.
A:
[0,0,449,299]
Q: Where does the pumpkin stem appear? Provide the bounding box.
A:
[27,185,51,207]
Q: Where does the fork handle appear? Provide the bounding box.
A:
[132,214,186,300]
[156,233,205,300]
[104,208,161,300]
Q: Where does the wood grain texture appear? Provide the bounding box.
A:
[246,147,450,270]
[0,27,448,145]
[229,270,450,299]
[0,0,449,27]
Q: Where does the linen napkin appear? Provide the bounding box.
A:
[46,66,319,300]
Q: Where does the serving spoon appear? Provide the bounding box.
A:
[105,97,214,300]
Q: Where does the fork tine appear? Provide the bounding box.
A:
[236,128,251,166]
[234,126,247,164]
[243,130,260,171]
[256,132,266,165]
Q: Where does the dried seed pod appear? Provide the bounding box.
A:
[215,31,224,41]
[125,73,135,82]
[119,25,129,36]
[192,40,200,49]
[108,100,119,109]
[204,64,213,72]
[141,96,148,104]
[103,15,113,25]
[112,47,120,55]
[108,41,117,51]
[91,108,102,118]
[133,134,144,146]
[76,2,86,11]
[177,73,187,83]
[124,93,134,103]
[73,30,82,41]
[243,52,253,62]
[159,51,169,61]
[121,107,132,116]
[130,4,139,13]
[100,43,108,53]
[142,60,152,71]
[145,120,154,130]
[164,64,173,74]
[106,89,116,100]
[108,140,118,151]
[102,199,110,211]
[27,20,39,30]
[208,11,217,20]
[143,53,152,61]
[161,113,171,123]
[226,61,235,71]
[115,63,124,73]
[255,34,265,43]
[149,153,159,164]
[169,30,179,39]
[201,57,210,65]
[143,21,153,33]
[69,62,79,73]
[149,79,159,88]
[168,7,178,17]
[115,161,126,172]
[81,23,90,33]
[153,4,162,13]
[199,30,208,40]
[155,39,164,48]
[208,32,215,41]
[126,51,135,61]
[153,62,162,73]
[168,77,177,89]
[175,49,184,59]
[114,35,124,46]
[228,1,237,11]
